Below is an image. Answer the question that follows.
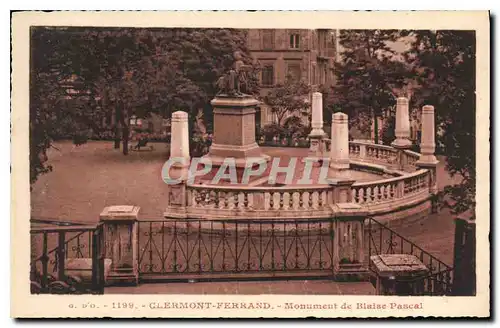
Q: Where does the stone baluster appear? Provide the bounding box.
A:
[359,144,367,160]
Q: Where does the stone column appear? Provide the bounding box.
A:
[330,112,350,173]
[308,92,326,158]
[416,105,439,200]
[100,205,140,285]
[170,111,190,167]
[391,97,412,149]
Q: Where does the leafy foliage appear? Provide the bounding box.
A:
[404,30,476,214]
[30,27,257,183]
[263,78,311,127]
[333,30,410,143]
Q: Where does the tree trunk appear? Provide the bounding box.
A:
[113,108,121,149]
[114,125,121,149]
[122,124,129,155]
[374,115,379,145]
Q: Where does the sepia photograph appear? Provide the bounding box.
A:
[11,11,490,318]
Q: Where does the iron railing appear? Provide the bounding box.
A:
[138,218,335,281]
[403,267,454,296]
[30,223,105,294]
[366,217,454,296]
[366,217,452,274]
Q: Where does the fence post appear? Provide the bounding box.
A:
[57,231,66,282]
[452,211,476,296]
[332,199,369,280]
[100,205,140,286]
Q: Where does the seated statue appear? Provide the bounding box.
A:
[216,51,253,97]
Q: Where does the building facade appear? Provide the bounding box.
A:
[247,29,338,127]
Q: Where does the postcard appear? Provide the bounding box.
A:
[11,10,490,318]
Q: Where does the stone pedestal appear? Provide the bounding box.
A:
[206,96,270,168]
[329,112,350,172]
[370,254,429,295]
[100,205,140,285]
[391,97,412,148]
[164,182,188,219]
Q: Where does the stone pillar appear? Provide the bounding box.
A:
[170,111,190,167]
[332,204,368,280]
[391,97,412,149]
[417,105,437,164]
[416,105,439,201]
[100,205,140,285]
[310,92,324,136]
[308,92,326,158]
[329,112,350,172]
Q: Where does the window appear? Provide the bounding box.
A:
[287,64,301,82]
[261,65,274,86]
[289,33,300,49]
[262,30,274,50]
[311,65,316,85]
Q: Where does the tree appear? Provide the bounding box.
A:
[404,30,476,214]
[263,77,311,127]
[334,30,410,144]
[30,27,258,182]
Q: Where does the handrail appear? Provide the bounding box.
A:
[367,217,452,271]
[186,183,332,192]
[31,224,101,263]
[30,217,89,226]
[30,224,100,233]
[404,149,421,158]
[350,141,397,152]
[352,168,429,188]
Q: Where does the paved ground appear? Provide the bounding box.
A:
[106,279,376,295]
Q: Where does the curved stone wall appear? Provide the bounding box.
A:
[165,142,437,223]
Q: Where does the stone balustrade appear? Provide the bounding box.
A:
[403,150,420,167]
[348,141,402,167]
[351,169,430,206]
[185,185,334,219]
[166,141,435,222]
[175,167,432,221]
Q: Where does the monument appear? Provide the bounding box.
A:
[206,51,270,168]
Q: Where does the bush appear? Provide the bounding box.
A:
[381,116,396,146]
[260,123,286,142]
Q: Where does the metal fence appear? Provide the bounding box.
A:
[138,218,336,281]
[30,223,105,294]
[365,217,454,296]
